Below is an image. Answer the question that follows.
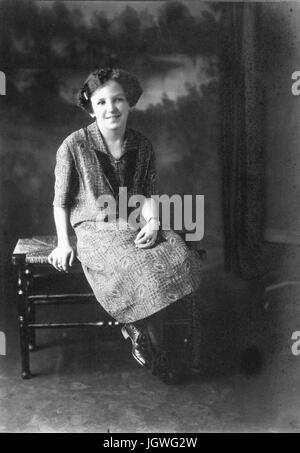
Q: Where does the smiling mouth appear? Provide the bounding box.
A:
[106,115,120,119]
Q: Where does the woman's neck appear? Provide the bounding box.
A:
[96,120,126,144]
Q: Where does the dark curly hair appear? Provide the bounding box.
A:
[77,68,143,113]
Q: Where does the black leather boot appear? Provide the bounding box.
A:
[121,323,152,369]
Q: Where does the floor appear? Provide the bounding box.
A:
[2,259,300,433]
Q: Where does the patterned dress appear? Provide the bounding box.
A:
[53,120,202,323]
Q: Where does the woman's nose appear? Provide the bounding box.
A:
[106,100,117,113]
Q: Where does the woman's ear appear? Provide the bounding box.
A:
[89,112,95,118]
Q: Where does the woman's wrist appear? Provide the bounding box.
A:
[57,237,71,248]
[147,217,160,229]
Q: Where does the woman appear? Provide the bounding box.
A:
[48,68,202,384]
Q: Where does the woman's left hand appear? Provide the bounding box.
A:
[134,219,159,249]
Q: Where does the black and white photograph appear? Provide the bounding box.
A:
[1,0,300,434]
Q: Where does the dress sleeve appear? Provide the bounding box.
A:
[53,140,77,208]
[144,142,157,198]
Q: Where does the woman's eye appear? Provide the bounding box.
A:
[96,97,125,105]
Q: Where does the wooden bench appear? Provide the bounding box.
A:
[12,235,206,379]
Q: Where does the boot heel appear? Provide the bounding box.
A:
[121,326,129,340]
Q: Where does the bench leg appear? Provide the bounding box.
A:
[191,290,202,371]
[17,300,32,378]
[16,265,33,379]
[28,304,37,351]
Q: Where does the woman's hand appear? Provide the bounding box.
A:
[134,219,159,249]
[48,243,75,272]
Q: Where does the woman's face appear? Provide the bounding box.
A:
[90,80,130,133]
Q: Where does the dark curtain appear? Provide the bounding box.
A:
[221,3,265,280]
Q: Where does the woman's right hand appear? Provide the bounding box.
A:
[48,244,75,272]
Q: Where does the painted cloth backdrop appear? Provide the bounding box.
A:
[0,0,223,270]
